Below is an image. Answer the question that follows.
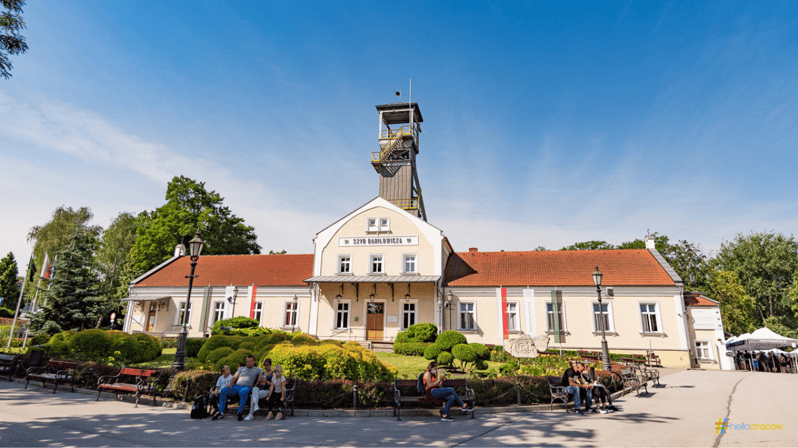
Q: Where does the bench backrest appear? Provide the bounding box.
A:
[48,359,79,370]
[119,368,159,377]
[0,353,20,362]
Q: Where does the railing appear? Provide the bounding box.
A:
[371,126,416,163]
[389,198,420,210]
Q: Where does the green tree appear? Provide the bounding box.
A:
[29,226,106,332]
[709,270,757,336]
[666,240,712,293]
[128,176,261,275]
[96,212,146,296]
[618,232,672,255]
[560,241,615,251]
[715,231,798,322]
[0,251,20,304]
[268,250,287,254]
[0,0,28,79]
[27,206,102,269]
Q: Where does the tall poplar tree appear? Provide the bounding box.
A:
[0,251,19,306]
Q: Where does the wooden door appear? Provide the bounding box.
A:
[145,304,157,332]
[366,302,385,340]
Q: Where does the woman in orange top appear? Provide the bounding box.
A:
[423,361,469,421]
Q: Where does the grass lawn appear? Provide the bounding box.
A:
[130,348,202,370]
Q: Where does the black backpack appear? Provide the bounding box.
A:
[190,395,210,419]
[416,372,426,394]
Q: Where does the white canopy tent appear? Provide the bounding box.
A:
[726,327,798,351]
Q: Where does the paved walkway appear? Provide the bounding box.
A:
[1,370,795,447]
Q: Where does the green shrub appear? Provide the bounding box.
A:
[452,344,478,371]
[216,349,255,373]
[469,343,490,360]
[206,347,235,365]
[186,338,206,358]
[29,334,49,346]
[291,334,318,346]
[393,342,431,356]
[49,330,78,344]
[267,343,395,382]
[401,323,438,343]
[0,306,14,318]
[214,316,259,329]
[437,351,454,366]
[264,332,292,345]
[196,336,233,363]
[239,341,256,351]
[423,344,442,360]
[49,341,71,358]
[131,333,162,361]
[435,331,467,351]
[68,329,110,361]
[474,359,489,371]
[40,320,63,335]
[319,339,343,346]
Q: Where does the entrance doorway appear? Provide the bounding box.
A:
[366,302,385,340]
[145,303,157,332]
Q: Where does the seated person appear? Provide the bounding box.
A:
[245,358,274,421]
[218,355,262,421]
[265,364,287,420]
[580,371,618,413]
[423,361,470,422]
[210,365,233,420]
[560,362,594,415]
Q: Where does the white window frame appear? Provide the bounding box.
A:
[283,300,298,328]
[591,300,615,334]
[402,300,418,330]
[175,301,192,326]
[402,254,417,274]
[253,301,263,325]
[367,218,379,233]
[638,302,663,334]
[458,301,477,331]
[212,301,225,325]
[338,255,352,274]
[506,301,519,332]
[334,300,351,330]
[545,300,568,333]
[379,217,390,232]
[695,339,713,361]
[369,254,384,274]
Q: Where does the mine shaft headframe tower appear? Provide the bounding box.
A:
[372,102,427,221]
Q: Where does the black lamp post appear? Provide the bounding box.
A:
[172,232,204,371]
[593,266,611,369]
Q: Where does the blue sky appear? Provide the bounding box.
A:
[1,1,797,264]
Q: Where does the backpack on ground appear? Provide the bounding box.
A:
[416,372,426,394]
[190,395,210,419]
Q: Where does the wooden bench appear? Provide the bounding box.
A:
[96,367,164,407]
[620,367,647,397]
[0,353,22,381]
[647,352,662,367]
[214,377,298,417]
[546,376,574,412]
[25,359,81,394]
[393,378,475,421]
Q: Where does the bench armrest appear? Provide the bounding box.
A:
[25,365,48,376]
[97,372,123,385]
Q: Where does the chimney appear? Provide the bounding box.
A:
[174,244,186,257]
[469,247,478,253]
[644,234,656,250]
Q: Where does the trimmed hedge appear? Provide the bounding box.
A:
[435,331,467,351]
[393,342,431,356]
[395,323,438,344]
[64,329,161,364]
[423,344,441,360]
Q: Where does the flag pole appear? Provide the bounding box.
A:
[22,253,50,349]
[6,255,32,349]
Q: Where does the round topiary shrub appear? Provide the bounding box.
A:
[393,342,431,356]
[437,351,454,366]
[48,341,71,358]
[405,323,438,342]
[469,343,490,360]
[197,335,233,363]
[68,329,110,361]
[131,333,162,361]
[435,330,467,351]
[452,344,477,364]
[291,334,318,346]
[48,330,77,344]
[239,341,256,351]
[207,347,235,366]
[319,339,343,346]
[474,359,489,371]
[186,338,206,358]
[265,332,292,345]
[216,348,255,374]
[424,344,442,360]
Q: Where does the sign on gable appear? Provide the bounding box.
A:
[338,236,419,247]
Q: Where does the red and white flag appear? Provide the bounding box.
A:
[40,252,52,279]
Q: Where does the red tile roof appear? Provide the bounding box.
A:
[684,292,718,307]
[135,254,314,287]
[444,249,675,287]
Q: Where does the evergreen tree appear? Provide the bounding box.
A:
[29,226,105,332]
[0,251,20,305]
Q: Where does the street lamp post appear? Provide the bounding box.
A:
[593,266,612,370]
[172,232,204,372]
